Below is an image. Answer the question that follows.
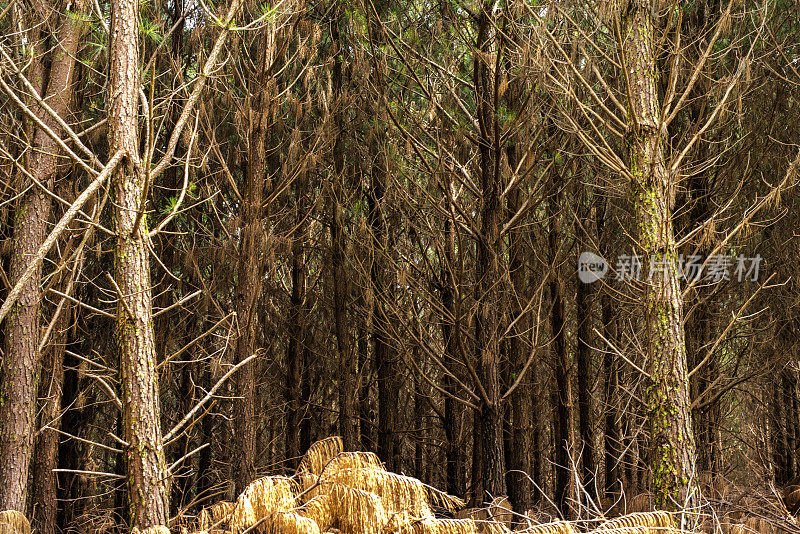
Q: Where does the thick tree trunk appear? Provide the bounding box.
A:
[506,139,532,515]
[597,197,621,498]
[33,299,71,534]
[622,0,697,509]
[110,0,170,523]
[0,0,85,512]
[369,164,400,470]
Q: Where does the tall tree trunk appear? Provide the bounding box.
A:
[575,190,596,502]
[622,0,696,509]
[233,26,274,492]
[330,6,356,451]
[0,0,85,512]
[597,196,621,498]
[548,173,573,516]
[287,171,309,464]
[473,3,506,502]
[506,131,532,515]
[440,212,465,498]
[33,296,71,534]
[110,0,170,523]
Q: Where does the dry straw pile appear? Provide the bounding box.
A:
[188,436,685,534]
[0,510,30,534]
[189,436,482,534]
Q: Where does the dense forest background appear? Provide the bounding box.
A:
[1,0,800,531]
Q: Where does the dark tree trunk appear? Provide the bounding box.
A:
[287,171,310,464]
[549,174,573,517]
[233,27,274,493]
[575,190,596,502]
[473,3,506,503]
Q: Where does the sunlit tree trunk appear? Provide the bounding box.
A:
[622,0,696,509]
[110,0,170,523]
[0,0,86,513]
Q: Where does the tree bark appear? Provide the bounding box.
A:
[0,0,85,512]
[472,2,506,503]
[110,0,170,523]
[548,172,573,516]
[575,190,596,502]
[622,0,697,509]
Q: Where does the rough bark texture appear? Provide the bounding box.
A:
[233,25,274,492]
[33,300,70,534]
[0,0,84,513]
[110,0,170,524]
[622,0,697,510]
[473,4,506,502]
[549,180,573,516]
[440,210,465,498]
[506,131,532,515]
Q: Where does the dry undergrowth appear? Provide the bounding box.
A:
[0,510,30,534]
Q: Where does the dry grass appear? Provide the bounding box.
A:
[325,484,388,534]
[260,512,321,534]
[197,437,467,534]
[297,494,334,532]
[0,511,30,534]
[197,501,236,531]
[297,436,344,476]
[730,516,795,534]
[384,514,478,534]
[318,467,462,515]
[131,527,170,534]
[230,476,298,533]
[516,520,575,534]
[598,512,675,533]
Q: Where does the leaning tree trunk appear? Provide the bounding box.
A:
[110,0,170,524]
[622,0,697,510]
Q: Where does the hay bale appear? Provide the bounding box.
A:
[298,437,345,476]
[598,512,675,534]
[231,476,298,533]
[324,468,462,515]
[731,517,794,534]
[0,511,30,534]
[197,501,236,531]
